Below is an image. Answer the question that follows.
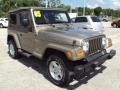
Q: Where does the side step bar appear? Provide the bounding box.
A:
[18,49,31,58]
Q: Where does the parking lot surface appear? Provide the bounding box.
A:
[0,22,120,90]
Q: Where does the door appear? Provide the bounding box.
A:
[18,10,35,53]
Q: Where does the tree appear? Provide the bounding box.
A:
[94,7,102,16]
[58,4,71,12]
[77,7,83,16]
[48,0,61,8]
[0,0,45,17]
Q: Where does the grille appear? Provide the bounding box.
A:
[88,37,103,55]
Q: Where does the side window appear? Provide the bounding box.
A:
[75,17,88,22]
[75,17,82,22]
[10,14,17,24]
[5,19,8,21]
[91,17,100,22]
[82,17,88,22]
[19,12,30,26]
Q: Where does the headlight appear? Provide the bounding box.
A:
[102,37,112,48]
[82,41,89,52]
[102,37,106,46]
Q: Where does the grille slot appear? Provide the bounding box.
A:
[88,37,103,55]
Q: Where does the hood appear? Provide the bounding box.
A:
[72,23,104,33]
[38,27,104,45]
[92,22,104,32]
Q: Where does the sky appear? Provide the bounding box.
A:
[62,0,120,9]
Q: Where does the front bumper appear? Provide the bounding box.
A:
[74,49,116,78]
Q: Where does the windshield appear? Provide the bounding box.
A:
[91,17,100,22]
[33,10,71,25]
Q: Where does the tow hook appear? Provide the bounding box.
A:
[108,49,116,59]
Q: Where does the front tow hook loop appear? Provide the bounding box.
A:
[108,49,116,59]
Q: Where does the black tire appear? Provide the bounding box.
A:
[46,54,73,87]
[0,23,3,28]
[8,40,20,58]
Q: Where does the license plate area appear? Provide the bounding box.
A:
[86,50,106,62]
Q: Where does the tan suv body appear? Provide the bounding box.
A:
[7,7,116,87]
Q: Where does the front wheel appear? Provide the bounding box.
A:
[46,54,72,87]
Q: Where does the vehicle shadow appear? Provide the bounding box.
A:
[17,56,49,79]
[16,55,106,89]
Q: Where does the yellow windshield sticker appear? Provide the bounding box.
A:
[34,11,41,17]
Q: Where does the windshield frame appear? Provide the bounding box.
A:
[32,9,71,25]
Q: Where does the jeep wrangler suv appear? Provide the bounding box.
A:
[7,7,116,87]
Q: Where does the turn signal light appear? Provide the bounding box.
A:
[66,51,72,58]
[76,49,85,58]
[108,38,112,47]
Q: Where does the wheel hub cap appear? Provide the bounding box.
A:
[49,60,63,81]
[9,43,15,56]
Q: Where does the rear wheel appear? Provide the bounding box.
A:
[0,24,3,28]
[8,40,20,58]
[46,54,73,87]
[113,24,117,28]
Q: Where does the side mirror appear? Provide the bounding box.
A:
[22,18,29,27]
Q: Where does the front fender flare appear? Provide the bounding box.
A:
[44,43,76,60]
[8,33,21,49]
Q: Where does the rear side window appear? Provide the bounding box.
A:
[10,14,17,24]
[19,13,29,26]
[91,17,100,22]
[75,17,88,22]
